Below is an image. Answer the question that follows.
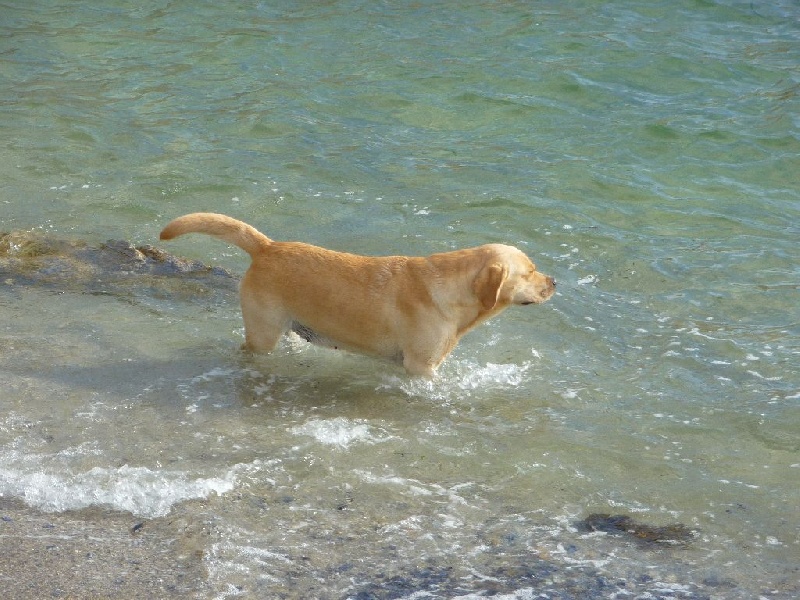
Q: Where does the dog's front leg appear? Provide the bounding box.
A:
[402,354,438,379]
[401,330,456,378]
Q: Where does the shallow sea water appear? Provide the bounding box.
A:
[1,1,799,598]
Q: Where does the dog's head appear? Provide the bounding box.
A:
[473,245,556,311]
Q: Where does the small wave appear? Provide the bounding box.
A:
[0,464,235,518]
[289,417,392,448]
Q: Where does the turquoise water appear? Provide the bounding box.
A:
[1,1,799,598]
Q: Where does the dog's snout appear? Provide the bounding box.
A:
[548,276,556,288]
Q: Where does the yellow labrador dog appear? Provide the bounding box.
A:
[160,213,555,377]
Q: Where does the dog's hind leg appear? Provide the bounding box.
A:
[240,292,289,353]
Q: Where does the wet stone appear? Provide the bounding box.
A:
[0,231,238,304]
[346,558,633,600]
[578,513,696,545]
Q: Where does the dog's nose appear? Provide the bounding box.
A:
[549,277,556,287]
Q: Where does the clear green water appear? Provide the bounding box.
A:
[1,1,798,597]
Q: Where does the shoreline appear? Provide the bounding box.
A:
[0,497,210,599]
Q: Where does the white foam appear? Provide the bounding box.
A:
[0,463,236,517]
[455,361,531,390]
[381,359,533,401]
[289,417,391,448]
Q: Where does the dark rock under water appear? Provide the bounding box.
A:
[577,513,696,544]
[0,231,238,306]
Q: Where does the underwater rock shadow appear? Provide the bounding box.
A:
[0,230,239,303]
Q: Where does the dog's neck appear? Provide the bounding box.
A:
[424,250,508,337]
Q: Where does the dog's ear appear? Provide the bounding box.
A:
[473,262,509,311]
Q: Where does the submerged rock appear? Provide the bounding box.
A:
[578,513,696,544]
[0,231,238,304]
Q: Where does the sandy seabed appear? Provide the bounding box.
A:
[0,497,211,599]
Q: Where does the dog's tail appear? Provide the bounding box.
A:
[160,213,271,258]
